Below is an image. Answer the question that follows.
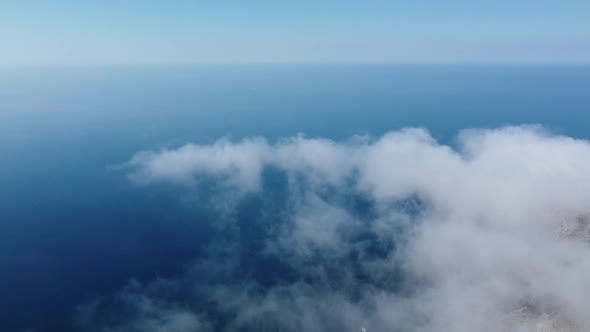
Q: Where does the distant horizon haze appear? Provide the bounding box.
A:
[1,1,589,66]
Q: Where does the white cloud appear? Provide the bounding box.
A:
[126,137,272,191]
[101,126,590,331]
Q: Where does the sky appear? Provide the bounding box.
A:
[1,0,589,66]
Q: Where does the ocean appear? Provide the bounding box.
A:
[1,64,589,331]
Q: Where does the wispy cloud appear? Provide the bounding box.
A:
[84,126,590,331]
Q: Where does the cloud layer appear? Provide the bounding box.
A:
[86,126,590,331]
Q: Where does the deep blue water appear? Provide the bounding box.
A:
[1,64,589,331]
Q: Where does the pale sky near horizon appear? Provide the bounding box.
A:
[1,1,589,66]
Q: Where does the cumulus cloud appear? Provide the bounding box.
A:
[86,126,590,332]
[126,137,272,190]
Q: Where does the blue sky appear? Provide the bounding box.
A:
[1,1,589,65]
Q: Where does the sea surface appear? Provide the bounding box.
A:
[0,64,589,331]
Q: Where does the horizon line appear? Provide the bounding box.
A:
[1,60,590,69]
